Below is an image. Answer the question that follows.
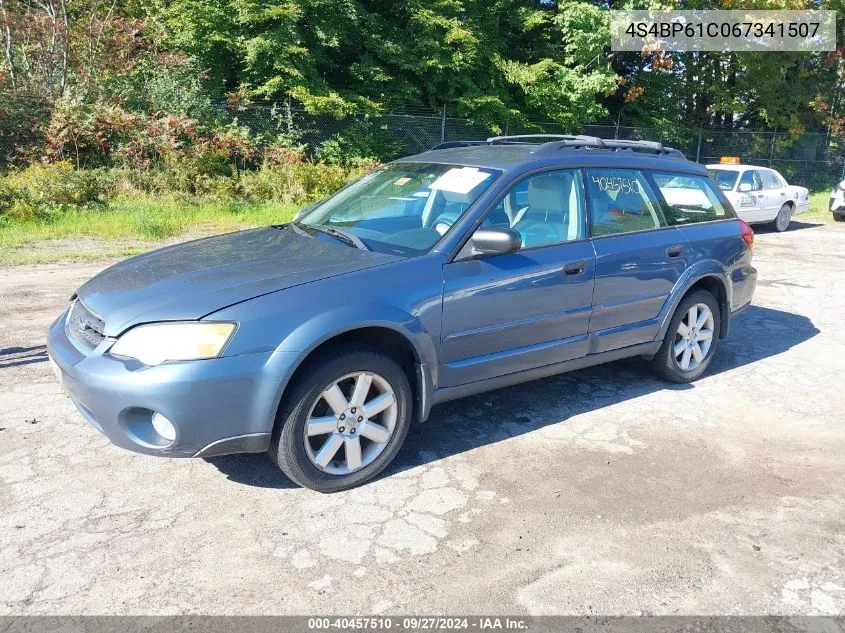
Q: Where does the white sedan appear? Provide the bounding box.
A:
[706,164,809,232]
[828,181,845,222]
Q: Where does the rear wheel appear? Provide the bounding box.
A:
[650,290,721,383]
[271,347,412,492]
[772,203,792,232]
[834,213,845,222]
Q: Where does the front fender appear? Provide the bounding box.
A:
[207,255,445,430]
[276,304,437,369]
[269,305,439,427]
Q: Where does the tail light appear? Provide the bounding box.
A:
[739,219,754,250]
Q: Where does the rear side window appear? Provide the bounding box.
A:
[585,169,666,237]
[650,172,732,225]
[759,170,781,190]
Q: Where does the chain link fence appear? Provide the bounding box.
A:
[231,104,845,189]
[1,101,841,189]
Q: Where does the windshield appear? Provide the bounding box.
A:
[707,169,739,191]
[298,163,499,256]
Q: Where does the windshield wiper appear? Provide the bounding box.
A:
[306,224,370,251]
[286,221,310,238]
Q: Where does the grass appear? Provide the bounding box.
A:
[0,196,299,265]
[0,188,840,266]
[803,190,836,223]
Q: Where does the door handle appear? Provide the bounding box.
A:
[666,245,684,258]
[756,194,765,199]
[563,260,587,276]
[780,192,786,196]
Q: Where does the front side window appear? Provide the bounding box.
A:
[585,169,665,237]
[651,172,732,224]
[738,170,762,191]
[299,163,499,256]
[482,170,586,249]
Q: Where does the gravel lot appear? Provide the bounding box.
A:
[1,221,844,615]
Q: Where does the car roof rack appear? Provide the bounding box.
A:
[432,134,686,159]
[430,140,489,150]
[485,134,605,145]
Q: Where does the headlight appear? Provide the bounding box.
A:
[109,322,236,366]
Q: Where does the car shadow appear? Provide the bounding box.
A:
[205,452,298,489]
[206,304,818,490]
[754,219,822,233]
[0,345,48,370]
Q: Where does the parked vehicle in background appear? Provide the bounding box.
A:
[829,181,845,221]
[707,162,809,232]
[48,135,757,492]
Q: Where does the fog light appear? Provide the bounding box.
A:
[151,412,176,442]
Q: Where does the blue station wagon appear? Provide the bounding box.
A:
[47,135,757,492]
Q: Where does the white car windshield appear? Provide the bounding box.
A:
[708,169,740,191]
[298,163,499,256]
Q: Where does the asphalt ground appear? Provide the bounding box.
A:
[1,221,843,615]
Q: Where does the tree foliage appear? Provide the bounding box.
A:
[0,0,843,166]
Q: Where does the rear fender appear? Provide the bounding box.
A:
[655,262,731,343]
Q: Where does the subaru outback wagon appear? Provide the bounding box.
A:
[48,135,757,492]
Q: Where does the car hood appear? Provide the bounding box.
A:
[76,227,399,336]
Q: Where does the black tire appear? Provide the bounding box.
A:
[772,203,792,232]
[649,290,721,383]
[270,346,412,493]
[834,213,845,222]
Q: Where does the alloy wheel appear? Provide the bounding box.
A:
[304,371,398,476]
[673,303,715,372]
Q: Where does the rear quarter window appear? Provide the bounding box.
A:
[649,172,734,225]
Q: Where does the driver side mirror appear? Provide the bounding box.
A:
[738,183,752,192]
[470,227,522,257]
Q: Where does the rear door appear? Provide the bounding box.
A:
[736,169,770,222]
[585,168,689,354]
[759,169,788,217]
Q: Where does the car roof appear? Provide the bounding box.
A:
[706,164,775,172]
[396,139,708,177]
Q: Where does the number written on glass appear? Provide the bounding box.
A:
[592,175,640,194]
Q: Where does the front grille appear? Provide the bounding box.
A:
[66,300,106,350]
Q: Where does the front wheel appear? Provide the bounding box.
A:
[834,213,845,222]
[772,203,792,232]
[271,347,412,492]
[650,290,721,383]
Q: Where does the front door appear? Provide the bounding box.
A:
[584,168,690,354]
[439,169,596,388]
[737,169,770,222]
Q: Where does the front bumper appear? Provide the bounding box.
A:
[47,309,297,458]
